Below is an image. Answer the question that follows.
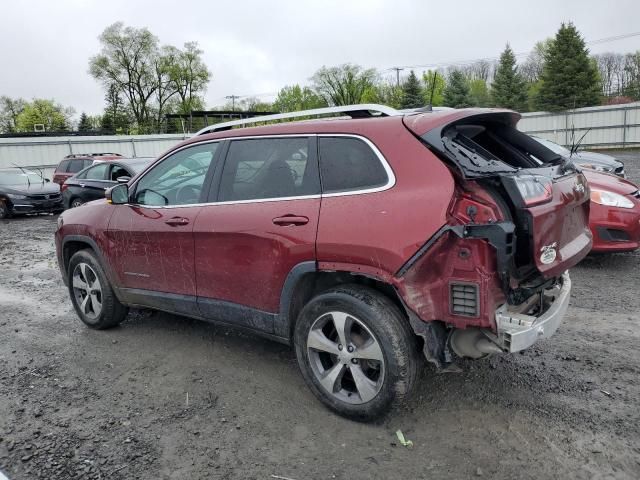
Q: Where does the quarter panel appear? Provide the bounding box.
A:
[316,125,455,275]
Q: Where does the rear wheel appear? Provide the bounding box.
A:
[68,250,128,329]
[294,285,419,420]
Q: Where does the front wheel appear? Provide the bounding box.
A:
[68,249,128,329]
[70,198,84,208]
[294,285,419,420]
[0,201,11,219]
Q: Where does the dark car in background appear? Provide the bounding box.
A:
[533,136,626,177]
[62,158,153,209]
[0,168,63,219]
[52,153,124,186]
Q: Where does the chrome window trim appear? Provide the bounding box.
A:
[125,133,395,209]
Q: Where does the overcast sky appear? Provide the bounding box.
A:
[1,0,639,118]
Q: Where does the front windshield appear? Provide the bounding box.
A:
[0,171,44,186]
[533,137,571,156]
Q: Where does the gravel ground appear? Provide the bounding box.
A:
[1,151,639,480]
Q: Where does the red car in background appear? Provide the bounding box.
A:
[52,153,123,186]
[584,169,640,253]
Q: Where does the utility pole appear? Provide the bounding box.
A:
[225,95,240,112]
[391,67,404,87]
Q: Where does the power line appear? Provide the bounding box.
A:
[384,30,640,72]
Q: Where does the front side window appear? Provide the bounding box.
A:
[318,137,389,193]
[133,143,218,206]
[76,163,108,180]
[219,137,317,201]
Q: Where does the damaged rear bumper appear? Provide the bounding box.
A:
[493,272,571,352]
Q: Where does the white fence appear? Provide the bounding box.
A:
[518,102,640,149]
[0,134,188,170]
[1,102,639,175]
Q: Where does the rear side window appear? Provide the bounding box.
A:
[67,159,87,173]
[57,160,69,173]
[219,137,318,201]
[318,137,388,193]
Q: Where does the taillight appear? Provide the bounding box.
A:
[61,184,68,192]
[512,175,553,206]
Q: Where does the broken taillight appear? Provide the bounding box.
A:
[512,175,553,206]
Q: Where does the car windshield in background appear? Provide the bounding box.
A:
[533,136,571,157]
[0,171,44,186]
[126,159,153,174]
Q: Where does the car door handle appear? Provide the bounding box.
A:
[272,215,309,226]
[165,217,190,226]
[79,183,85,188]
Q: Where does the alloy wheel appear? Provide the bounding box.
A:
[306,311,385,404]
[72,263,103,320]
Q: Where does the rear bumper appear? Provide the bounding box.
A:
[493,272,571,352]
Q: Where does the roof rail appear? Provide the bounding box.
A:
[194,104,402,136]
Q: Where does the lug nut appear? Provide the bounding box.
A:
[351,358,358,364]
[338,344,343,351]
[347,345,354,353]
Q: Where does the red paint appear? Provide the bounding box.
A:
[584,170,640,252]
[105,205,202,296]
[194,198,320,312]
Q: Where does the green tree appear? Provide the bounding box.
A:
[361,82,403,109]
[422,70,445,106]
[401,70,424,108]
[443,70,472,108]
[89,23,210,132]
[272,85,327,112]
[491,44,528,110]
[469,79,491,107]
[78,112,92,131]
[0,96,26,133]
[311,64,377,105]
[169,42,211,114]
[15,99,74,132]
[535,23,601,111]
[102,84,131,133]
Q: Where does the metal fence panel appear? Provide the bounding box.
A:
[518,102,640,148]
[0,134,187,169]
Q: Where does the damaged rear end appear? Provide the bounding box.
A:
[397,110,591,365]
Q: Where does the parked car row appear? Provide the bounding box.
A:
[52,104,639,419]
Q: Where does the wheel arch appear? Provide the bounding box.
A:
[61,235,116,288]
[276,263,409,342]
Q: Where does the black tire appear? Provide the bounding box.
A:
[68,249,128,329]
[0,201,11,219]
[294,285,419,420]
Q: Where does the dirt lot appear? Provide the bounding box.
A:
[1,152,640,480]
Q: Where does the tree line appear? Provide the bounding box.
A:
[1,22,640,135]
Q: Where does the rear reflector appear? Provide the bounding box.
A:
[450,282,479,317]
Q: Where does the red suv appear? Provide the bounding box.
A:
[52,153,123,186]
[55,105,592,419]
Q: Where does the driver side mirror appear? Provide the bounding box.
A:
[106,183,129,205]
